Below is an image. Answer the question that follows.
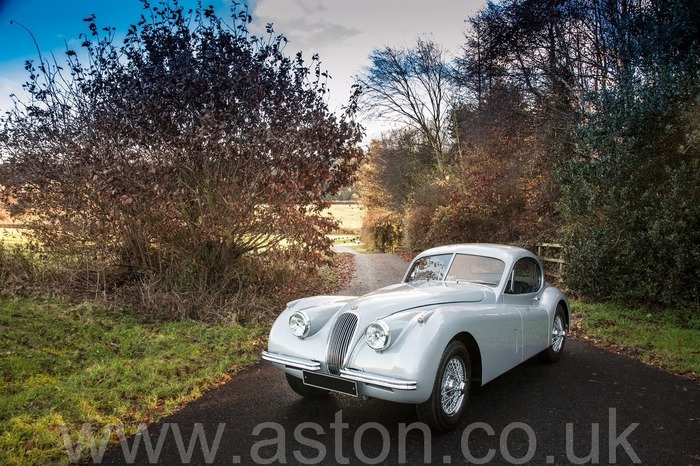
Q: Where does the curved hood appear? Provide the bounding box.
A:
[341,282,488,322]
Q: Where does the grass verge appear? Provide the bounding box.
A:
[0,297,267,465]
[571,301,699,380]
[329,234,373,254]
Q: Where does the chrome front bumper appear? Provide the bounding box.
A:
[261,351,417,391]
[261,351,321,371]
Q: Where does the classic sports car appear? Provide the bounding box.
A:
[262,244,570,432]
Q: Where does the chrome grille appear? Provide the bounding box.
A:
[326,312,358,375]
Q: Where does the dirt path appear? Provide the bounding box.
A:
[333,245,408,295]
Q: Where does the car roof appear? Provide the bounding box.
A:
[414,243,536,264]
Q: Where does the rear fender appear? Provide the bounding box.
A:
[540,286,571,329]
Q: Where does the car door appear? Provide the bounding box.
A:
[502,257,550,361]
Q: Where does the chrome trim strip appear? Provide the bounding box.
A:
[340,368,417,390]
[261,351,321,371]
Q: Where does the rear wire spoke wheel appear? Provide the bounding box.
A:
[417,340,471,432]
[542,305,567,363]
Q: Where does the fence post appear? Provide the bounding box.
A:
[537,243,564,281]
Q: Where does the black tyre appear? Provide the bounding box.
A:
[542,305,567,363]
[285,373,331,399]
[416,340,471,432]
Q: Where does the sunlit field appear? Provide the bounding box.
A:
[0,204,367,257]
[324,202,364,234]
[0,203,364,246]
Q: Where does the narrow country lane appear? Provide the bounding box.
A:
[99,250,700,466]
[332,245,408,295]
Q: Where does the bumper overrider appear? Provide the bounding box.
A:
[261,351,417,391]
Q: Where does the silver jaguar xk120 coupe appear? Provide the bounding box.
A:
[262,243,570,432]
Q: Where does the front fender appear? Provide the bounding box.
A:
[346,307,473,404]
[347,301,528,400]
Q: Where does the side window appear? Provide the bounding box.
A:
[505,258,542,294]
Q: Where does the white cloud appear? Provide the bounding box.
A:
[0,63,28,116]
[251,0,485,140]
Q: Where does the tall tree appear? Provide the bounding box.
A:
[359,38,455,172]
[453,0,700,307]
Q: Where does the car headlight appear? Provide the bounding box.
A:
[365,321,390,350]
[289,311,310,338]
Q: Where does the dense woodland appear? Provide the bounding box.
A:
[359,0,700,306]
[0,0,698,318]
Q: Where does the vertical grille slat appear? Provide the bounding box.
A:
[326,313,358,375]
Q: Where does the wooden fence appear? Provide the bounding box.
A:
[537,243,564,280]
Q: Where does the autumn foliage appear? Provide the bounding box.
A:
[0,1,363,319]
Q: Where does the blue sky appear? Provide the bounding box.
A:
[0,0,244,63]
[0,0,242,111]
[0,0,485,135]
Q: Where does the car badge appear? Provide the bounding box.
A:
[351,304,358,310]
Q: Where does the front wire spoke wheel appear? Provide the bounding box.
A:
[417,340,471,432]
[440,358,466,415]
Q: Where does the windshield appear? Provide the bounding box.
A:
[405,254,453,282]
[405,253,505,287]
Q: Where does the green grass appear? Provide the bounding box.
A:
[571,301,700,379]
[329,234,374,253]
[0,297,267,465]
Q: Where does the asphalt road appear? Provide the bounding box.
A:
[98,249,700,465]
